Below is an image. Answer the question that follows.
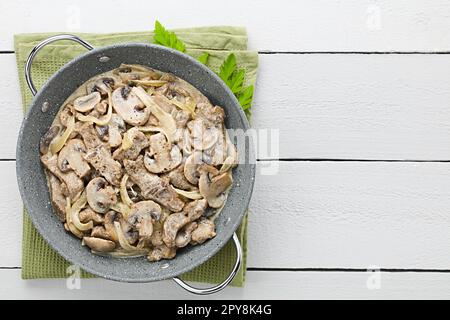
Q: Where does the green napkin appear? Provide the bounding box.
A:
[15,27,258,287]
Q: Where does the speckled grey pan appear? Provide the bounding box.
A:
[16,34,255,294]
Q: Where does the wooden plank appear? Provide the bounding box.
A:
[1,268,450,299]
[3,161,450,269]
[3,53,450,160]
[1,0,450,52]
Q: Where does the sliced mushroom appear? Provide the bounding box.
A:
[111,86,150,126]
[162,199,207,247]
[191,218,216,244]
[143,133,182,173]
[86,76,117,96]
[175,221,198,248]
[183,151,203,185]
[57,139,91,178]
[41,154,83,200]
[40,126,60,154]
[86,177,117,213]
[127,201,162,241]
[79,207,104,225]
[147,244,176,262]
[198,165,233,208]
[83,237,116,252]
[59,104,75,127]
[73,92,101,112]
[124,156,184,212]
[189,118,220,151]
[84,145,123,186]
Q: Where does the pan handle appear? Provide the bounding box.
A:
[25,34,94,96]
[172,232,243,295]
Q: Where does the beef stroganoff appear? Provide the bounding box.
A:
[39,64,237,262]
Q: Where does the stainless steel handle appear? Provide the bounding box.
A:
[173,232,243,295]
[25,34,94,96]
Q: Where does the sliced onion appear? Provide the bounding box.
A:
[121,127,138,151]
[172,186,203,200]
[131,79,167,87]
[114,221,148,253]
[65,197,84,238]
[132,87,176,142]
[76,92,112,126]
[120,174,134,208]
[69,193,92,231]
[110,202,131,219]
[49,116,75,154]
[137,125,172,145]
[91,250,147,258]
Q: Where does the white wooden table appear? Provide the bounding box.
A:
[2,0,450,299]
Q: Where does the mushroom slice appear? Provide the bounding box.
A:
[40,126,60,155]
[147,245,176,262]
[124,156,184,212]
[111,86,150,126]
[127,201,162,241]
[198,165,233,208]
[84,145,123,186]
[41,154,83,201]
[175,222,198,248]
[113,221,148,253]
[132,86,177,141]
[57,139,90,178]
[77,92,113,126]
[73,92,101,112]
[190,118,219,151]
[86,177,117,213]
[86,76,117,96]
[191,218,216,244]
[143,133,182,173]
[108,114,126,147]
[184,151,203,185]
[83,237,116,252]
[162,199,207,247]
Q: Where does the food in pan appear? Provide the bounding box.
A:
[39,64,237,261]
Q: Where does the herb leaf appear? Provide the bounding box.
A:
[197,52,209,65]
[238,85,254,111]
[218,53,237,83]
[153,20,186,52]
[228,69,245,94]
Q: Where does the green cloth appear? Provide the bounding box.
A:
[15,27,258,286]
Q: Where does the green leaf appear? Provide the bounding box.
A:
[218,53,237,83]
[197,52,209,65]
[238,85,254,111]
[153,20,186,52]
[227,69,245,94]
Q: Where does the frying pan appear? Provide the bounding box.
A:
[16,34,255,294]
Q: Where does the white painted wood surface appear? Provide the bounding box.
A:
[1,0,450,299]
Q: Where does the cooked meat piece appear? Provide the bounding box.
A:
[79,207,104,225]
[147,244,176,262]
[113,129,149,161]
[76,122,104,150]
[84,145,122,186]
[124,156,184,212]
[162,199,207,247]
[126,201,162,241]
[47,173,67,221]
[191,218,216,244]
[41,154,83,200]
[162,162,196,191]
[40,126,60,154]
